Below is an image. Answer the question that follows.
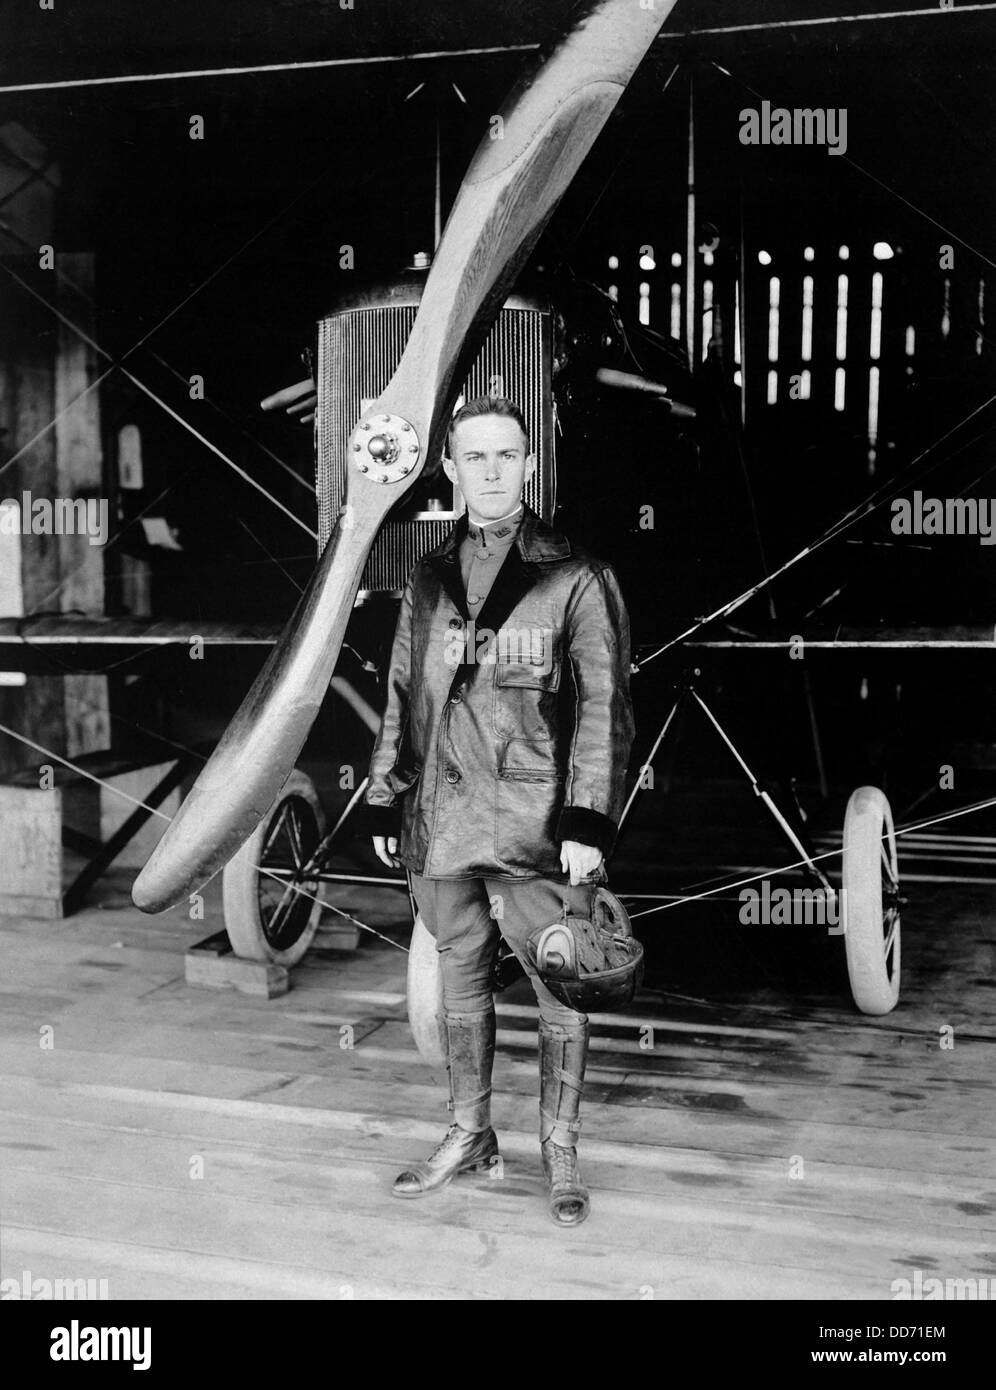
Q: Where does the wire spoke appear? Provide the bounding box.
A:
[883,912,900,963]
[286,805,305,870]
[256,865,408,953]
[264,878,299,940]
[261,800,292,862]
[881,843,898,890]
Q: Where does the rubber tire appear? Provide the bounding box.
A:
[407,912,447,1069]
[222,770,325,967]
[842,785,901,1015]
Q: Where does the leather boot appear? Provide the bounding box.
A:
[539,1018,590,1226]
[392,1009,498,1198]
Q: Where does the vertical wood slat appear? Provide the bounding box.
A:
[1,128,109,773]
[0,257,63,776]
[55,251,109,758]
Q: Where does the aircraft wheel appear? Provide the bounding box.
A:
[407,912,446,1069]
[222,770,325,966]
[841,786,901,1015]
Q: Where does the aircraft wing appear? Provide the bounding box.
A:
[0,616,283,673]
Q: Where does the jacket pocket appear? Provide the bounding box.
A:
[494,770,563,873]
[499,766,561,783]
[492,644,562,741]
[494,628,560,692]
[493,683,560,741]
[498,741,563,783]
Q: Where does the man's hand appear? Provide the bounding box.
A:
[373,835,401,869]
[560,839,604,886]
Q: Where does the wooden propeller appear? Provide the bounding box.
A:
[132,0,677,912]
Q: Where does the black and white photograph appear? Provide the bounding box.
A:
[1,0,994,1335]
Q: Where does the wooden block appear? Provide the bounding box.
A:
[184,939,289,999]
[0,785,65,912]
[187,930,233,957]
[317,919,362,952]
[0,892,62,919]
[0,755,180,916]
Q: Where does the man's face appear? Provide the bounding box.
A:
[443,413,536,521]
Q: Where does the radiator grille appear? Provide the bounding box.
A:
[316,294,553,593]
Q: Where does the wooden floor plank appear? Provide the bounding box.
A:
[5,1103,996,1246]
[1,835,994,1300]
[3,1012,993,1142]
[6,1160,931,1301]
[4,1075,996,1272]
[3,1041,994,1184]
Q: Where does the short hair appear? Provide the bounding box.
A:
[445,395,529,457]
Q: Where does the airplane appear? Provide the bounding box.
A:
[2,0,993,1055]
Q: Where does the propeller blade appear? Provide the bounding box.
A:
[133,0,677,912]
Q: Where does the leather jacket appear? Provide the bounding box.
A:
[365,506,635,879]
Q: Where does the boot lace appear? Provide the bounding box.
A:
[429,1124,465,1161]
[546,1141,579,1186]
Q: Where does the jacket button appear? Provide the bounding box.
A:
[444,767,461,784]
[448,617,462,629]
[450,692,463,705]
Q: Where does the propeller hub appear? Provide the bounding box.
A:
[349,411,420,482]
[367,433,395,463]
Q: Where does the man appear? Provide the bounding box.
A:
[366,395,634,1225]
